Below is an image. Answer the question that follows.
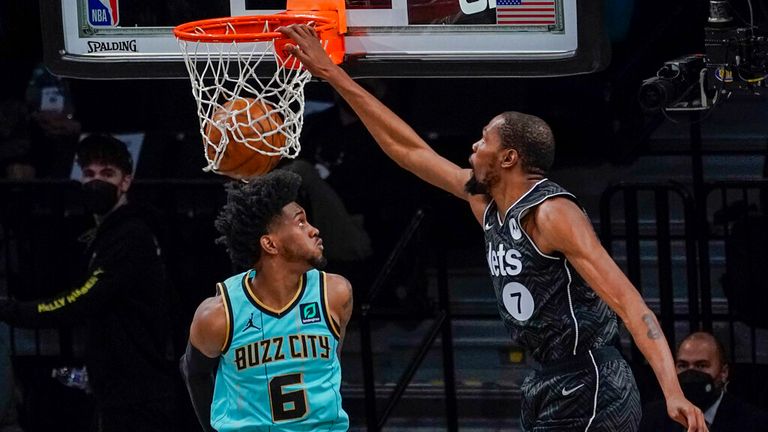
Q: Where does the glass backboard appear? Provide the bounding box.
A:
[41,0,607,79]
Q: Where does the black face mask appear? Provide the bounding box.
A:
[679,369,722,410]
[82,180,119,215]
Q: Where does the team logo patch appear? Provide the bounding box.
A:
[300,302,321,324]
[509,218,522,240]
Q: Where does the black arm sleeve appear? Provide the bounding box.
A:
[0,267,116,328]
[180,341,219,432]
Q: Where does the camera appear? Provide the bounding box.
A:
[640,0,768,112]
[639,55,706,112]
[705,23,768,93]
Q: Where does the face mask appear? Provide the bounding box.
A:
[679,369,722,410]
[83,180,119,215]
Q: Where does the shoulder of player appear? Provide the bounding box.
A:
[531,196,584,227]
[530,196,605,259]
[190,295,227,356]
[522,196,588,253]
[192,296,227,327]
[324,273,353,302]
[323,273,353,323]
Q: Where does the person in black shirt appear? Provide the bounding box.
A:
[279,24,708,432]
[0,134,177,431]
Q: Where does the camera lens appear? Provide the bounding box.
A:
[638,79,678,112]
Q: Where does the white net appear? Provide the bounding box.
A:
[177,21,313,174]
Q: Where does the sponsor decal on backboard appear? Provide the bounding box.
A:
[87,40,138,53]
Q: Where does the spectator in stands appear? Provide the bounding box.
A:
[0,99,34,179]
[0,134,178,431]
[640,331,768,432]
[25,63,81,178]
[1,99,30,432]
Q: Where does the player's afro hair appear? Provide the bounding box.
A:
[214,170,302,270]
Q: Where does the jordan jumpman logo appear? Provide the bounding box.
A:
[242,313,260,332]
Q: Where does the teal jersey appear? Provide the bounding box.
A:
[211,269,348,431]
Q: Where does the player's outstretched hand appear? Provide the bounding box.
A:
[667,394,708,432]
[277,24,337,80]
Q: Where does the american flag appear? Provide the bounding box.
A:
[496,0,556,26]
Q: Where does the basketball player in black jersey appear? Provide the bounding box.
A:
[279,25,708,432]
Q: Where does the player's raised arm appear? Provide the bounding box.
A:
[279,24,488,222]
[531,197,708,432]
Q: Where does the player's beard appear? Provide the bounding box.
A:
[465,172,489,195]
[311,255,328,270]
[283,243,327,270]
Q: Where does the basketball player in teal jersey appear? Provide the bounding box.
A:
[180,170,353,432]
[279,25,708,432]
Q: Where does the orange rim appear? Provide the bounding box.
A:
[173,14,336,43]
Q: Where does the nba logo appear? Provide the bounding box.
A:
[87,0,119,27]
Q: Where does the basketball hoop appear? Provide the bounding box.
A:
[173,0,345,177]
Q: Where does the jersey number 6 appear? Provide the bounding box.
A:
[269,373,308,421]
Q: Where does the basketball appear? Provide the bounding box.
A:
[204,98,286,180]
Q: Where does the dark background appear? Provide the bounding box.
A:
[2,1,768,430]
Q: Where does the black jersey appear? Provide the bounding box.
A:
[482,179,618,364]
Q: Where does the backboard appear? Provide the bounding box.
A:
[40,0,607,79]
